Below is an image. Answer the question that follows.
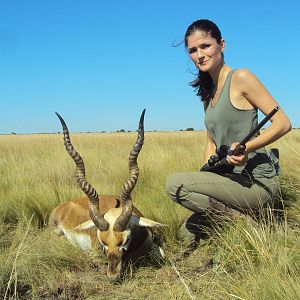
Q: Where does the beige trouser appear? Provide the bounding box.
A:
[166,171,281,212]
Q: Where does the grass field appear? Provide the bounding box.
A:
[0,129,299,299]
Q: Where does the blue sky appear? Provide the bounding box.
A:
[0,0,299,134]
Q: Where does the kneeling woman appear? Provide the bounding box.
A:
[166,19,291,234]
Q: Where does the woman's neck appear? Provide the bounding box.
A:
[209,63,228,85]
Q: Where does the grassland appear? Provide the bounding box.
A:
[0,129,299,299]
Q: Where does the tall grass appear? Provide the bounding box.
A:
[0,129,299,299]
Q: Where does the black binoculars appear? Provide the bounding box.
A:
[206,144,231,167]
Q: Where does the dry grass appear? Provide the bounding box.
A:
[0,129,299,299]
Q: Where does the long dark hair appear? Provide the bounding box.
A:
[184,19,223,103]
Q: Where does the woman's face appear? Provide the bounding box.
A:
[186,30,225,73]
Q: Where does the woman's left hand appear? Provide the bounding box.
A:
[226,142,249,166]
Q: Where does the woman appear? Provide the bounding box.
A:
[166,19,291,239]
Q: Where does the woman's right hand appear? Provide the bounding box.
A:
[226,142,249,166]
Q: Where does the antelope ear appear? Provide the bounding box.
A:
[73,220,96,230]
[129,215,168,227]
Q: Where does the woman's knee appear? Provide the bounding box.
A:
[166,173,184,201]
[166,173,209,211]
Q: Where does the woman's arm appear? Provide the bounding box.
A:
[238,69,291,152]
[204,130,217,163]
[228,69,291,166]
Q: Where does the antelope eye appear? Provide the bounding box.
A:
[121,238,131,250]
[99,240,108,250]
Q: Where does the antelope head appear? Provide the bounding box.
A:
[55,109,165,282]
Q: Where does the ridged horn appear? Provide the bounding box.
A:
[55,112,109,231]
[113,109,145,232]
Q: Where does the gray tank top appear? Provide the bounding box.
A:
[204,70,276,178]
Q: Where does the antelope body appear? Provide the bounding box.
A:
[49,110,165,282]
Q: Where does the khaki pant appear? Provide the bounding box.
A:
[166,171,281,212]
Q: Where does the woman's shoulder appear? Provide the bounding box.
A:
[232,68,261,89]
[232,68,257,81]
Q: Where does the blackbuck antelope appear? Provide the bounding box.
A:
[49,109,166,282]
